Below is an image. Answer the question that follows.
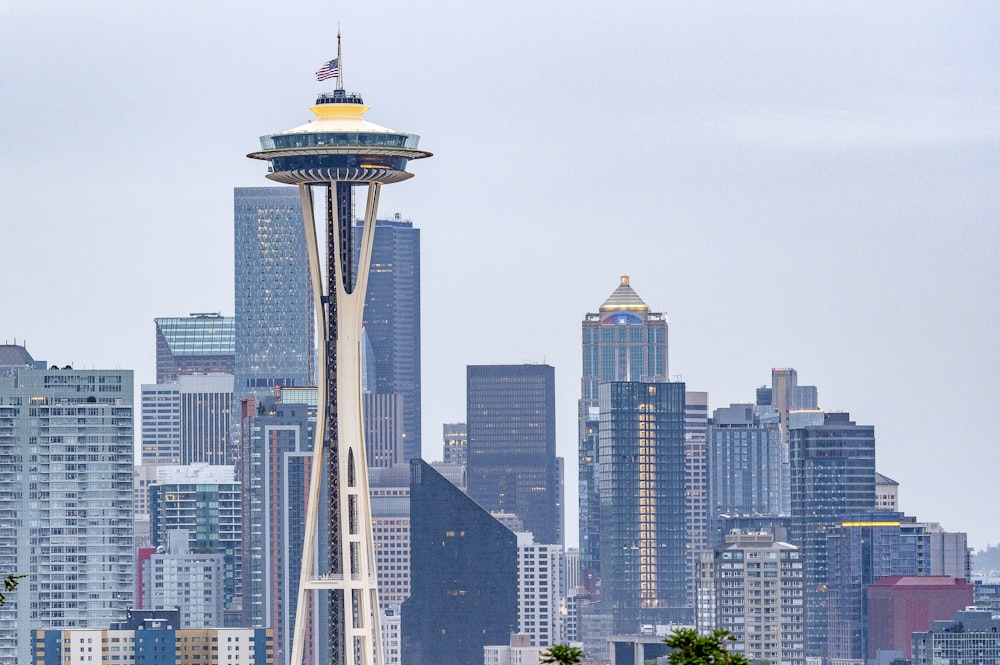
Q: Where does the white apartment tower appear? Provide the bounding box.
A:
[0,345,135,665]
[517,532,564,647]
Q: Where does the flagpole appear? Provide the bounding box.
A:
[337,28,343,91]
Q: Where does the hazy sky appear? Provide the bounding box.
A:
[2,2,997,549]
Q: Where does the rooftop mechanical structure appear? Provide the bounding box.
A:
[249,64,430,665]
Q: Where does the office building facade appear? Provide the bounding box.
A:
[238,391,316,664]
[143,530,225,629]
[355,215,422,462]
[599,381,689,632]
[911,610,1000,665]
[788,412,876,657]
[402,460,518,665]
[467,364,561,545]
[579,276,669,585]
[442,422,467,465]
[0,346,134,665]
[707,403,785,545]
[867,576,974,661]
[234,186,314,401]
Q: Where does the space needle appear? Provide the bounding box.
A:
[248,41,430,665]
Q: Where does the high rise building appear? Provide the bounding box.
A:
[0,345,134,665]
[369,465,412,611]
[233,186,314,402]
[684,390,709,609]
[707,403,785,545]
[402,460,518,665]
[599,381,689,633]
[142,529,225,628]
[142,374,235,465]
[579,276,669,586]
[696,530,805,665]
[467,364,561,545]
[155,313,235,383]
[354,215,422,462]
[911,609,1000,665]
[516,532,564,646]
[237,391,316,663]
[248,72,430,665]
[442,422,467,465]
[788,411,876,657]
[363,392,405,468]
[148,464,242,622]
[875,473,899,511]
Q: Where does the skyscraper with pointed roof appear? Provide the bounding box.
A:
[578,276,668,588]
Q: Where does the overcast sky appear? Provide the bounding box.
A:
[2,2,997,549]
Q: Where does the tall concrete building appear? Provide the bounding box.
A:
[912,610,1000,665]
[579,276,669,586]
[599,381,689,633]
[155,313,235,383]
[696,530,805,665]
[684,390,709,609]
[867,576,974,661]
[369,465,412,611]
[516,532,564,647]
[467,364,561,545]
[142,529,225,628]
[0,345,135,665]
[233,186,314,402]
[402,460,518,665]
[788,411,876,657]
[355,215,422,462]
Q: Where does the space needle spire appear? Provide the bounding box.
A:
[249,44,431,665]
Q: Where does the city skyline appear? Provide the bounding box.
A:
[2,2,998,551]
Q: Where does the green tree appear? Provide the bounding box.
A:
[663,628,750,665]
[0,574,26,607]
[540,644,584,665]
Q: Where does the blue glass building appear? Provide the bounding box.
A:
[233,186,314,401]
[579,276,669,585]
[599,381,689,632]
[788,412,876,657]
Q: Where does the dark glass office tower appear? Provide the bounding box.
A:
[789,412,876,658]
[466,364,561,545]
[599,381,689,632]
[579,276,668,585]
[233,186,314,400]
[354,215,421,462]
[402,460,518,665]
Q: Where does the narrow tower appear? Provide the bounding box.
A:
[248,52,430,665]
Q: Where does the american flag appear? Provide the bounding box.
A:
[315,58,340,81]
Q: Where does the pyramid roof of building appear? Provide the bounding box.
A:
[600,276,649,313]
[0,344,34,367]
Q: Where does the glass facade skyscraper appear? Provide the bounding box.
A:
[467,364,561,545]
[788,411,875,657]
[354,215,421,462]
[579,276,668,584]
[233,186,314,400]
[599,381,689,632]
